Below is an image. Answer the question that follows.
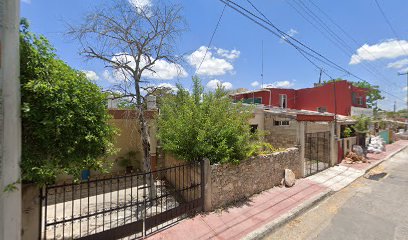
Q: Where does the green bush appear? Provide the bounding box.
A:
[343,127,352,138]
[247,142,282,157]
[20,19,117,184]
[158,77,255,164]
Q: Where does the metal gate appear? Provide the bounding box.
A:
[40,161,204,239]
[305,131,331,176]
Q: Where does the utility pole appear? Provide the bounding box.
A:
[318,69,323,85]
[0,0,22,239]
[394,101,396,113]
[399,71,408,131]
[261,40,264,88]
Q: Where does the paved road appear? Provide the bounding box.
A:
[264,147,408,240]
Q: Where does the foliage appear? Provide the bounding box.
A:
[67,0,186,178]
[117,151,141,168]
[352,81,384,109]
[158,77,255,164]
[343,127,352,138]
[352,116,371,134]
[247,142,282,157]
[20,19,117,184]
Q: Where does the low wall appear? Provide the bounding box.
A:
[210,148,300,209]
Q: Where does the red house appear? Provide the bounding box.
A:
[231,80,368,116]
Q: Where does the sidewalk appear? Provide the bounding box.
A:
[147,140,408,240]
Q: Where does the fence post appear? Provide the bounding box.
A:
[297,121,306,178]
[201,158,212,212]
[21,183,40,240]
[329,121,337,166]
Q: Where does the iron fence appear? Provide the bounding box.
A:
[305,131,330,176]
[40,161,204,239]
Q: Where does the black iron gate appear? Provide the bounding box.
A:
[305,131,331,176]
[40,161,204,239]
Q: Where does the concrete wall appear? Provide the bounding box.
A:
[249,107,265,132]
[0,1,22,239]
[264,113,297,148]
[210,148,300,209]
[306,122,330,133]
[108,118,144,172]
[161,154,201,202]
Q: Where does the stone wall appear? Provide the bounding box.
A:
[210,148,300,209]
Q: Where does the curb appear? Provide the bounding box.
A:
[243,144,407,240]
[242,189,333,240]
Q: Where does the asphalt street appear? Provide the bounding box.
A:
[264,147,408,240]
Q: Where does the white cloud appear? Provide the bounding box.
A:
[387,58,408,69]
[262,80,294,88]
[206,79,233,90]
[157,83,178,92]
[109,53,187,82]
[102,70,120,84]
[215,48,240,60]
[129,0,151,12]
[280,28,298,43]
[398,67,408,74]
[21,0,31,4]
[404,86,407,91]
[141,57,188,80]
[82,70,100,81]
[350,39,408,64]
[251,81,260,87]
[186,46,236,76]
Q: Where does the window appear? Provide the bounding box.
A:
[357,97,363,105]
[279,94,287,108]
[250,124,258,133]
[274,120,290,126]
[317,107,327,113]
[242,97,262,104]
[352,92,357,105]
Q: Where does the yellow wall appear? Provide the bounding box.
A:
[108,118,144,173]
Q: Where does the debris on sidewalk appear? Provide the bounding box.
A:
[344,150,367,164]
[367,136,385,154]
[284,169,296,187]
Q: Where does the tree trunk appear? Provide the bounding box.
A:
[135,78,157,201]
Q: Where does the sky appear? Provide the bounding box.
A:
[21,0,408,111]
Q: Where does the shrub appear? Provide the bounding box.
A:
[158,77,255,164]
[20,19,117,184]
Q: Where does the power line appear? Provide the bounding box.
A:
[308,0,405,89]
[288,0,404,89]
[374,0,408,55]
[195,4,227,75]
[224,0,405,103]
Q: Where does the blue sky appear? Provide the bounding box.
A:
[21,0,408,110]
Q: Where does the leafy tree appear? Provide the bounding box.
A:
[20,20,116,184]
[158,77,255,164]
[352,81,384,109]
[67,0,186,177]
[352,116,371,134]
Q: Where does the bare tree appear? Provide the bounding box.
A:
[68,0,186,197]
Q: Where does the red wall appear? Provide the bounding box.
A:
[232,89,296,108]
[231,80,368,116]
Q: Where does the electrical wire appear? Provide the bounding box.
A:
[195,4,227,75]
[220,0,405,103]
[374,0,408,55]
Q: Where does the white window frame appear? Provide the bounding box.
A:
[357,96,363,105]
[279,94,287,108]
